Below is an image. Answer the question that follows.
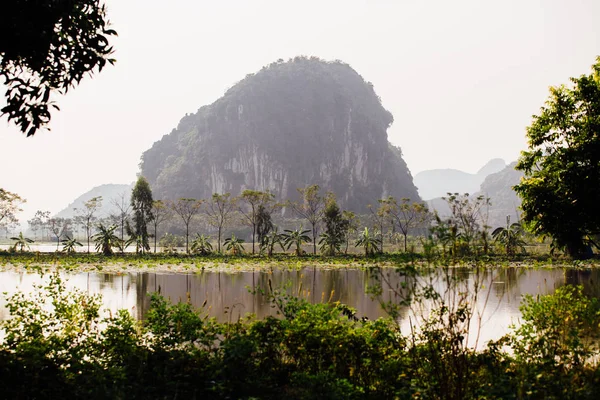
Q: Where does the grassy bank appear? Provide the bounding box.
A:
[2,250,600,274]
[1,250,600,274]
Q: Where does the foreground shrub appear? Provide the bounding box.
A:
[1,273,600,399]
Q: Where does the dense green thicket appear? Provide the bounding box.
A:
[515,57,600,258]
[1,272,600,399]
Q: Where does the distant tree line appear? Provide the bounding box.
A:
[4,175,539,258]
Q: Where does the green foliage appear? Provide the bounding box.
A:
[320,193,349,255]
[170,198,202,253]
[492,216,527,256]
[282,226,312,256]
[289,185,325,255]
[61,235,82,254]
[128,177,154,253]
[511,285,600,367]
[158,232,184,253]
[441,193,491,255]
[239,190,277,254]
[203,193,237,253]
[224,233,244,255]
[318,232,342,256]
[190,233,213,255]
[75,196,102,253]
[2,273,600,398]
[92,223,119,256]
[355,227,381,256]
[260,228,286,257]
[9,232,34,252]
[385,197,430,252]
[515,57,600,259]
[0,1,117,136]
[501,285,600,398]
[256,204,274,244]
[0,188,25,227]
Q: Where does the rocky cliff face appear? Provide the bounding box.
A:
[477,162,524,228]
[140,57,419,210]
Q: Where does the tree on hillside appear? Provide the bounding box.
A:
[151,200,171,253]
[515,57,600,258]
[203,193,237,253]
[74,196,102,253]
[0,0,117,136]
[239,190,277,254]
[0,189,25,228]
[128,177,154,254]
[289,185,324,255]
[170,198,203,254]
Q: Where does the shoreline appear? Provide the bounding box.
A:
[1,252,599,274]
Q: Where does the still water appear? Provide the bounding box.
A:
[0,267,597,347]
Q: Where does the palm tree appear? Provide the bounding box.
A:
[282,227,311,256]
[492,216,527,256]
[319,232,341,256]
[92,224,120,256]
[124,235,147,254]
[223,233,244,255]
[355,227,381,257]
[10,232,34,252]
[191,234,213,255]
[260,228,286,257]
[61,235,82,254]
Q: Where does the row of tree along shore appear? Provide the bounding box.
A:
[1,179,546,259]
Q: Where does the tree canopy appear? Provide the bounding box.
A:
[129,177,154,253]
[0,188,25,228]
[0,0,116,136]
[515,57,600,258]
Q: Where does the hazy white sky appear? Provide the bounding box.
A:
[1,0,599,222]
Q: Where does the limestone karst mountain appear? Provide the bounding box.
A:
[414,158,506,200]
[140,57,420,210]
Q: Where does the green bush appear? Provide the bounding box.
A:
[1,273,600,399]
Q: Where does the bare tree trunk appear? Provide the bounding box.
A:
[218,226,222,253]
[252,223,256,254]
[186,224,189,253]
[312,224,317,255]
[154,225,157,253]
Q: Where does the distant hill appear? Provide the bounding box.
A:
[55,183,133,219]
[426,162,524,229]
[139,56,420,212]
[414,158,506,200]
[477,162,524,228]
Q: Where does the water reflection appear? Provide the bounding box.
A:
[0,267,593,344]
